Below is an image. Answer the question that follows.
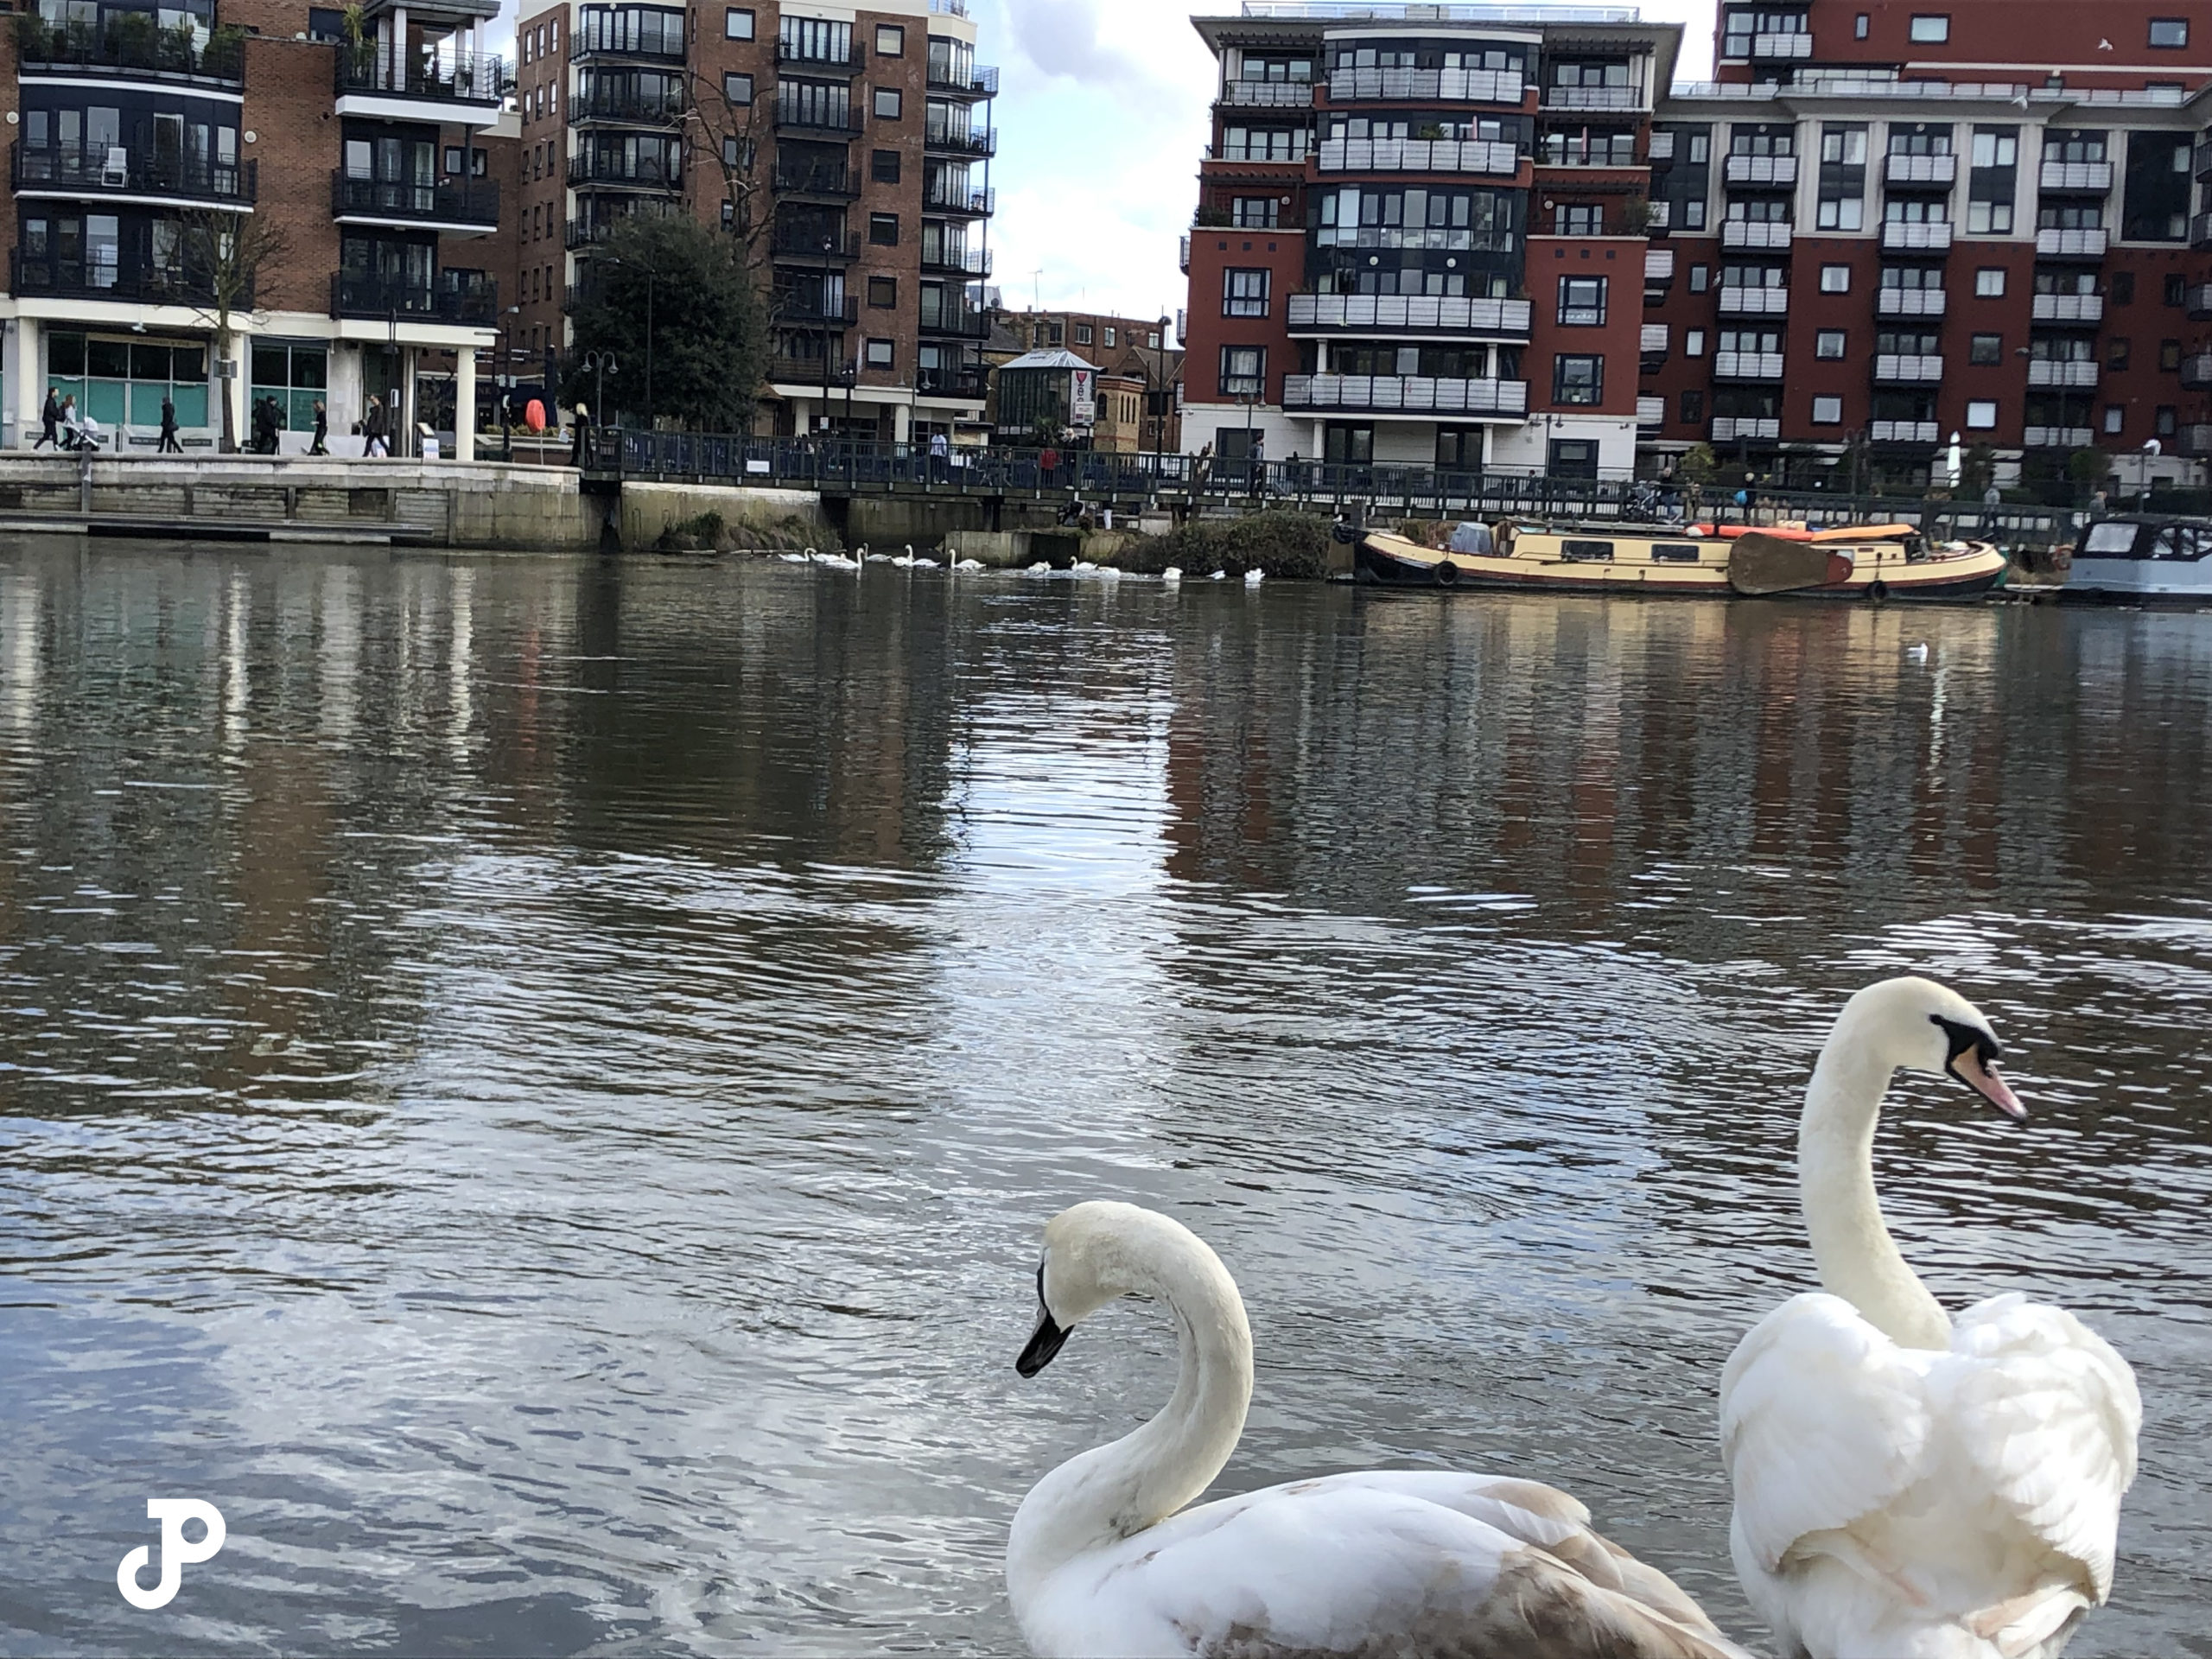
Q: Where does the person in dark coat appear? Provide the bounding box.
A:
[310,399,328,456]
[35,386,60,449]
[158,394,182,454]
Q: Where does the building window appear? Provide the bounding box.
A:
[1220,345,1264,396]
[1558,275,1608,326]
[1686,327,1707,357]
[721,200,734,229]
[1437,428,1483,469]
[1681,389,1705,423]
[1820,264,1850,293]
[1975,267,2006,297]
[874,88,903,120]
[1224,268,1270,318]
[1813,395,1843,424]
[2150,18,2189,48]
[2157,404,2179,435]
[2158,338,2183,370]
[869,213,900,245]
[868,276,897,308]
[2107,337,2132,370]
[723,136,741,166]
[1553,353,1604,405]
[1321,422,1371,465]
[1970,334,2002,365]
[724,73,753,105]
[876,23,905,54]
[1104,327,1118,347]
[2111,271,2135,305]
[2165,274,2188,306]
[1966,400,1997,429]
[726,9,753,41]
[444,145,464,175]
[1554,204,1603,237]
[1688,264,1710,294]
[2104,404,2126,435]
[1815,331,1846,359]
[1231,196,1281,228]
[1855,12,1869,37]
[1909,15,1949,43]
[248,341,327,433]
[873,149,901,183]
[1074,323,1094,346]
[472,148,487,177]
[866,338,894,369]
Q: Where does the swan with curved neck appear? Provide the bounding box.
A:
[1720,976,2139,1659]
[1007,1200,1756,1659]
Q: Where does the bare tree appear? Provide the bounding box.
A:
[180,208,294,454]
[677,73,772,275]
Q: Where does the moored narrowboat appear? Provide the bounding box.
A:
[1356,521,2008,601]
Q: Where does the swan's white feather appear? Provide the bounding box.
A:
[1720,1291,2139,1659]
[1019,1470,1753,1659]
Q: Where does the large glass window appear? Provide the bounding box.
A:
[250,341,328,431]
[48,329,209,430]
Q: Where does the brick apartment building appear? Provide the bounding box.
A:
[1180,0,2212,490]
[0,0,512,455]
[511,0,996,446]
[985,306,1184,452]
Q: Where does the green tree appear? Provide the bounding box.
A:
[1961,442,1999,496]
[567,213,766,432]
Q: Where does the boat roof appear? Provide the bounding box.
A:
[2081,512,2212,528]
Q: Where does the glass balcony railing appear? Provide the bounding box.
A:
[12,141,255,207]
[333,171,500,228]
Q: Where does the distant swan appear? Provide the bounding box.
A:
[1720,978,2140,1659]
[1160,566,1183,585]
[1243,568,1264,586]
[954,557,985,573]
[1009,1201,1756,1659]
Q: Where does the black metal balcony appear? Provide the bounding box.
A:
[774,97,864,135]
[571,88,685,124]
[569,152,681,189]
[924,125,998,159]
[335,44,504,105]
[12,13,245,88]
[11,142,256,207]
[10,247,225,306]
[921,246,993,278]
[330,270,499,325]
[918,365,991,400]
[926,62,1000,99]
[776,296,861,327]
[777,41,865,74]
[771,225,861,260]
[919,305,991,339]
[773,162,861,199]
[333,171,500,230]
[922,184,996,217]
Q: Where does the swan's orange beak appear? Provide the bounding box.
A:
[1951,1047,2025,1120]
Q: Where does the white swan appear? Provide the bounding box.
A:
[775,550,812,564]
[954,557,985,573]
[1027,561,1053,575]
[814,548,858,571]
[1009,1201,1757,1659]
[1243,568,1265,586]
[1160,566,1183,585]
[1719,977,2140,1659]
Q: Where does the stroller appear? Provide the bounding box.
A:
[60,411,105,453]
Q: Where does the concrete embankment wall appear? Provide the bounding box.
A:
[0,454,609,550]
[619,482,828,549]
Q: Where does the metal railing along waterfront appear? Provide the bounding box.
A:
[577,429,2082,545]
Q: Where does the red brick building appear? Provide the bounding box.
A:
[513,0,997,446]
[1649,0,2212,489]
[1180,3,1683,479]
[1180,0,2212,491]
[2,0,509,455]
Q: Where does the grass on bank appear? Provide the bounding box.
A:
[654,512,842,555]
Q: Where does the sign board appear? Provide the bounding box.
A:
[1069,367,1096,428]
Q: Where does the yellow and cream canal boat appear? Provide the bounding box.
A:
[1357,521,2009,601]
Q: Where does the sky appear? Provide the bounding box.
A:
[486,0,1720,329]
[976,0,1721,327]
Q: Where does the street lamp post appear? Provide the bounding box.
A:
[821,236,837,474]
[499,302,520,460]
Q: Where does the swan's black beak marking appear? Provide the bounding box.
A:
[1016,1262,1071,1378]
[1933,1015,2026,1121]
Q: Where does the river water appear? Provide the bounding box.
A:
[0,542,2206,1656]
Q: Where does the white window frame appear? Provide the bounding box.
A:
[1812,396,1844,424]
[1909,15,1950,43]
[726,9,754,41]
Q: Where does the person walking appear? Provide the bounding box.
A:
[929,429,950,483]
[35,385,60,450]
[310,399,328,455]
[570,400,592,468]
[158,393,181,454]
[57,393,80,450]
[363,396,387,459]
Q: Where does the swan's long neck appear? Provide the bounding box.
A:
[1005,1239,1253,1608]
[1800,1031,1952,1350]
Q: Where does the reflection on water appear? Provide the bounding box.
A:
[0,541,2208,1656]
